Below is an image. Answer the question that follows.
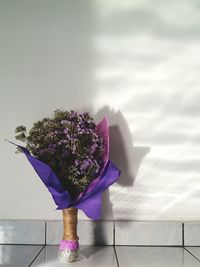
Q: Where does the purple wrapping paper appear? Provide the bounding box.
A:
[5,116,121,220]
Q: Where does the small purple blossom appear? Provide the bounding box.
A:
[48,148,56,154]
[61,149,68,158]
[80,159,91,171]
[48,143,56,148]
[90,143,98,154]
[40,147,56,155]
[75,159,80,165]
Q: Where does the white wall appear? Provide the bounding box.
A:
[1,0,200,221]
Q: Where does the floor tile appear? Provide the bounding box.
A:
[31,245,118,266]
[0,244,44,266]
[115,246,200,267]
[185,247,200,262]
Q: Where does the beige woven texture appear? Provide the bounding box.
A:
[62,207,79,241]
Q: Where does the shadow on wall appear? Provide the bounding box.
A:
[78,105,150,233]
[77,105,150,245]
[95,106,150,221]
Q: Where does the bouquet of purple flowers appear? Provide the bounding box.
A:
[14,109,105,200]
[5,109,121,263]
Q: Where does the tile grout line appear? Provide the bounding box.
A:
[29,245,45,266]
[113,221,120,267]
[45,221,47,245]
[183,221,200,263]
[113,221,115,246]
[184,247,200,263]
[114,246,120,267]
[29,221,47,266]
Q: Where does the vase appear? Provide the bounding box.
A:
[58,207,80,263]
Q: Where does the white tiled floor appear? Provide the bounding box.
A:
[116,246,200,267]
[185,247,200,263]
[32,245,117,267]
[1,245,200,266]
[0,245,44,266]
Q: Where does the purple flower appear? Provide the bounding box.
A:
[61,149,68,157]
[90,143,98,154]
[75,159,80,165]
[80,159,91,171]
[48,143,56,148]
[39,148,56,155]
